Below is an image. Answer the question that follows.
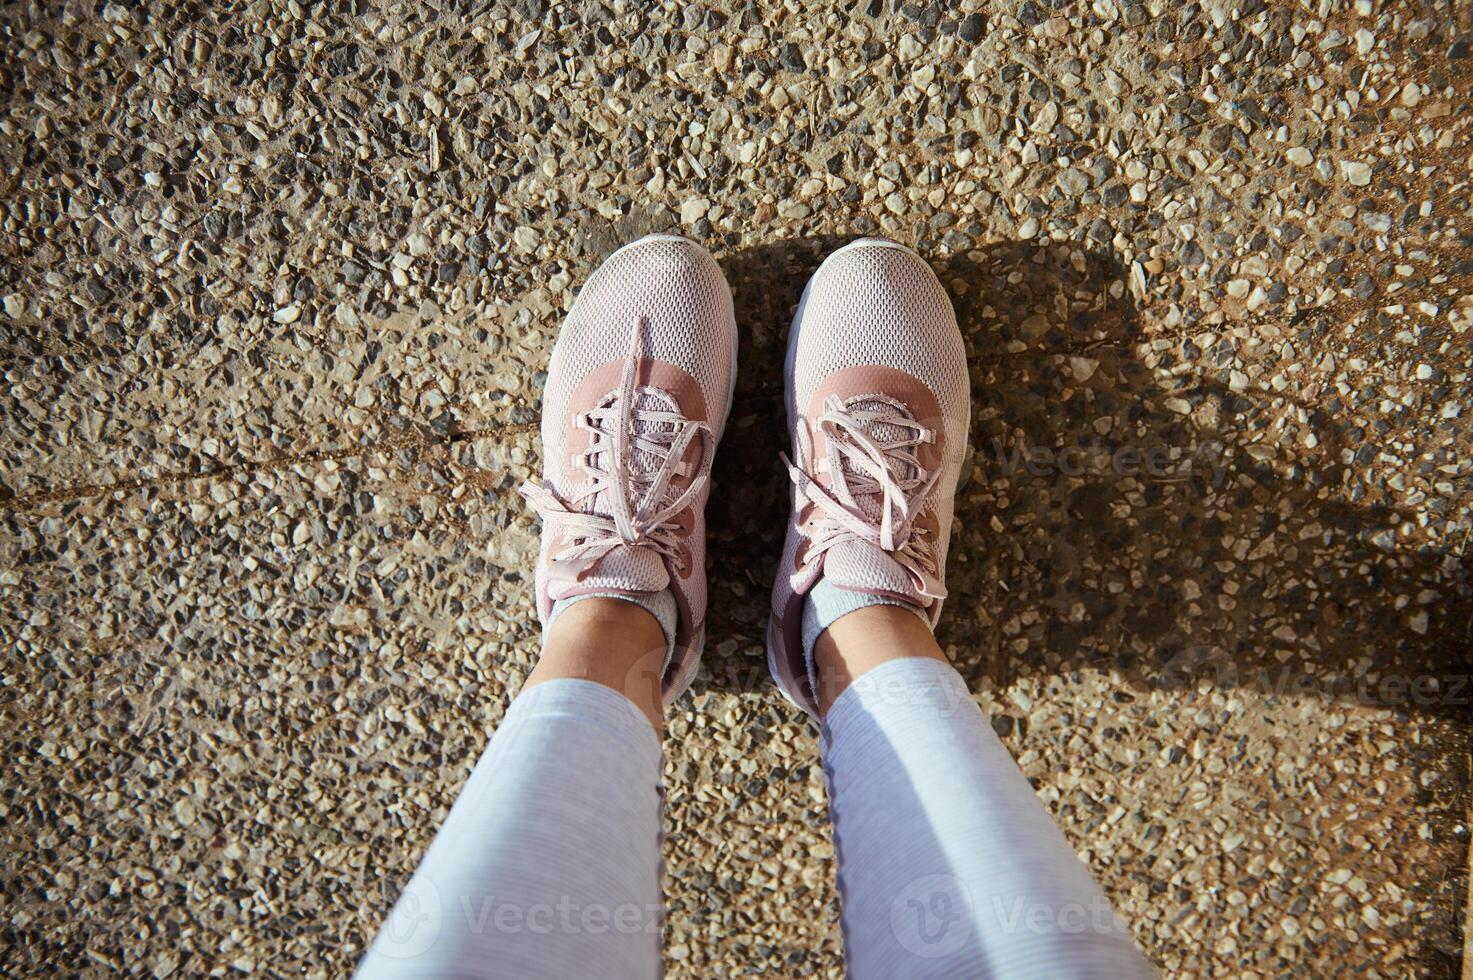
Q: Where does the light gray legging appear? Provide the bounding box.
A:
[357,657,1153,978]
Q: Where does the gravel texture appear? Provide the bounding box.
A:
[2,0,1472,976]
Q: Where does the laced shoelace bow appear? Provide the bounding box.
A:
[520,318,713,579]
[781,394,947,600]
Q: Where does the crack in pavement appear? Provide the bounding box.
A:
[0,421,537,513]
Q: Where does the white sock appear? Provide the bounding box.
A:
[548,588,678,672]
[801,579,928,685]
[821,658,1153,978]
[357,679,664,979]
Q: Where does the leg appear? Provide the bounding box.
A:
[766,238,1151,975]
[817,605,1154,978]
[526,597,667,734]
[360,231,735,977]
[357,600,666,979]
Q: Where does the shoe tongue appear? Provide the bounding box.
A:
[547,543,672,601]
[827,397,919,523]
[551,388,689,601]
[821,538,920,602]
[586,389,682,516]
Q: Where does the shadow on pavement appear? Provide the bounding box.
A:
[697,234,1471,725]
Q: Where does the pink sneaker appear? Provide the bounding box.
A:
[520,234,737,704]
[766,239,970,716]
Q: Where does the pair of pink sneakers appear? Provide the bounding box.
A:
[520,235,969,717]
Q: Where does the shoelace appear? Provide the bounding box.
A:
[781,394,947,600]
[520,318,712,579]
